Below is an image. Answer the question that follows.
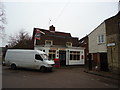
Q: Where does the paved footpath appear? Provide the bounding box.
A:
[84,69,119,80]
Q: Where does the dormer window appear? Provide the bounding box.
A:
[45,40,53,46]
[66,42,72,47]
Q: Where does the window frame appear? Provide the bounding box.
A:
[45,40,53,46]
[66,42,72,47]
[49,50,56,60]
[70,51,80,60]
[97,34,105,44]
[35,54,43,61]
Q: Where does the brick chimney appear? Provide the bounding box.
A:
[49,25,55,31]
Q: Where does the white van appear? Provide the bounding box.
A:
[5,49,55,72]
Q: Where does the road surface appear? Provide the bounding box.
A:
[2,66,119,88]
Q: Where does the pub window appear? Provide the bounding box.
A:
[66,42,72,47]
[49,50,56,60]
[70,51,80,60]
[45,40,53,46]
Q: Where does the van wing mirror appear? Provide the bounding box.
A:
[40,59,43,61]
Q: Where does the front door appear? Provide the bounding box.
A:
[100,53,109,71]
[59,50,66,66]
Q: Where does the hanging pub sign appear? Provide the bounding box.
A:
[35,29,45,40]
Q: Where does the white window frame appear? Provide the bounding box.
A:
[45,40,53,46]
[70,51,80,61]
[49,50,56,60]
[97,34,105,44]
[66,42,72,47]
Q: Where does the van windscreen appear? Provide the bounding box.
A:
[40,54,49,60]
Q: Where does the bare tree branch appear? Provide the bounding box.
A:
[0,2,7,39]
[8,29,32,49]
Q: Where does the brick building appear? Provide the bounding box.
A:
[32,25,85,66]
[88,11,120,72]
[88,22,108,71]
[78,35,89,65]
[106,11,120,74]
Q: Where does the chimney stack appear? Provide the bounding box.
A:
[49,25,55,31]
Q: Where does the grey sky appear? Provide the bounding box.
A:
[0,0,119,47]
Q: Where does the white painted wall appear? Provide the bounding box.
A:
[66,48,84,65]
[88,22,107,53]
[35,46,85,65]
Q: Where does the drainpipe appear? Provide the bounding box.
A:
[88,53,92,70]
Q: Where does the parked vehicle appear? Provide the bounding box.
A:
[2,61,6,66]
[5,49,55,72]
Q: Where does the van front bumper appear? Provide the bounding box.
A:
[45,67,54,71]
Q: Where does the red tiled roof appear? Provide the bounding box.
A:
[34,28,72,38]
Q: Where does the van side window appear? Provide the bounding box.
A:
[35,54,43,61]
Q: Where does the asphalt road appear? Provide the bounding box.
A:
[2,66,119,88]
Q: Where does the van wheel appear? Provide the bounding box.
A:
[49,68,53,72]
[40,66,46,72]
[11,64,17,70]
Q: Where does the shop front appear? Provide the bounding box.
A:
[35,46,85,66]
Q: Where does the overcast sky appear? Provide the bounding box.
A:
[0,0,119,47]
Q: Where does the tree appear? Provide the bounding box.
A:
[0,2,7,39]
[8,29,33,49]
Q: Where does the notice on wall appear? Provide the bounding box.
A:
[107,43,115,47]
